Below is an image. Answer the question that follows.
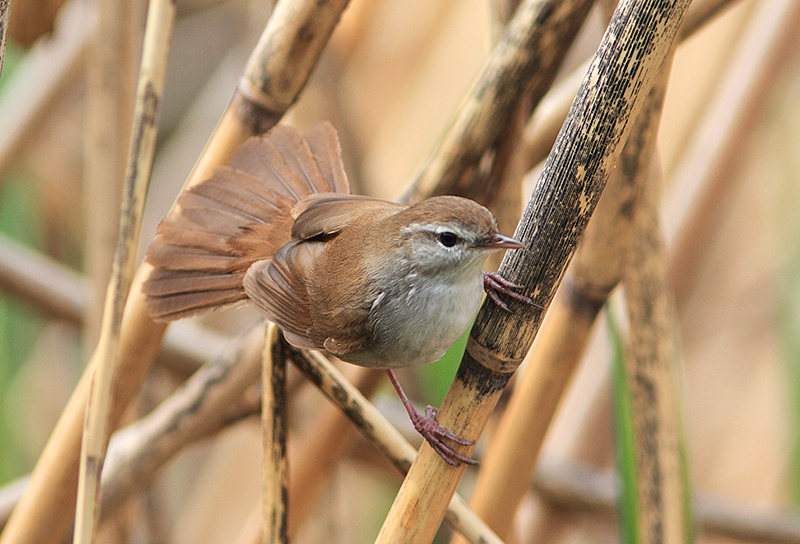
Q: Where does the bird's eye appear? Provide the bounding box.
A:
[438,231,458,247]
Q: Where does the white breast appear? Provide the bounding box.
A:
[353,268,484,369]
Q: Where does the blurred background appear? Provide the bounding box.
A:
[0,0,799,542]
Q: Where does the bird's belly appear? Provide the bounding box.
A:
[346,277,483,369]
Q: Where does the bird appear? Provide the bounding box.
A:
[143,122,533,465]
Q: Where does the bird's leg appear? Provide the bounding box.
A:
[482,271,539,311]
[385,369,477,466]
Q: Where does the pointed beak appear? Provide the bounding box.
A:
[485,233,526,250]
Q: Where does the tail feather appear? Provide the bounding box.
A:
[177,192,266,232]
[305,123,350,194]
[145,285,247,320]
[144,122,349,321]
[268,125,324,195]
[226,133,309,202]
[146,244,242,272]
[149,224,230,254]
[197,171,292,215]
[144,271,245,296]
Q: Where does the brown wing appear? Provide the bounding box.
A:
[242,197,400,351]
[144,123,350,320]
[291,194,405,241]
[242,242,319,348]
[244,196,402,354]
[243,238,374,355]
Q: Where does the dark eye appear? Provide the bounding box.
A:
[438,231,458,247]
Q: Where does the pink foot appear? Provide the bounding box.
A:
[386,370,476,466]
[482,271,539,312]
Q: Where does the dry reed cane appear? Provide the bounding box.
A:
[449,1,753,534]
[82,0,140,349]
[262,324,288,544]
[623,153,692,544]
[517,2,800,538]
[400,0,594,205]
[456,49,677,544]
[0,2,351,543]
[374,0,692,541]
[74,2,175,543]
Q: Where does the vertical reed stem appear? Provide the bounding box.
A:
[262,324,288,544]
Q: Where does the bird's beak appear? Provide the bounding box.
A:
[485,233,526,249]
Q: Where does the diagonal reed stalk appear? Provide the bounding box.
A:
[452,0,787,539]
[454,52,676,544]
[374,0,692,542]
[399,0,594,205]
[621,130,694,544]
[284,347,507,544]
[509,0,800,541]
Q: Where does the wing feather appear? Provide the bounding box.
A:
[243,243,317,345]
[291,194,404,240]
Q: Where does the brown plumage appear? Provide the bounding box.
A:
[144,122,534,465]
[144,122,349,320]
[144,122,525,362]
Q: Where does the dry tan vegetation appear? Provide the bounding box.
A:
[0,0,799,543]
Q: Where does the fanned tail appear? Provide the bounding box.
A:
[143,122,350,320]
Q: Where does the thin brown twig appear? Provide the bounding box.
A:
[285,347,506,544]
[0,231,88,322]
[620,59,692,544]
[533,457,800,544]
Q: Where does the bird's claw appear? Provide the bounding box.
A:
[410,405,477,466]
[482,271,540,311]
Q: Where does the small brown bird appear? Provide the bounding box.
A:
[144,122,532,465]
